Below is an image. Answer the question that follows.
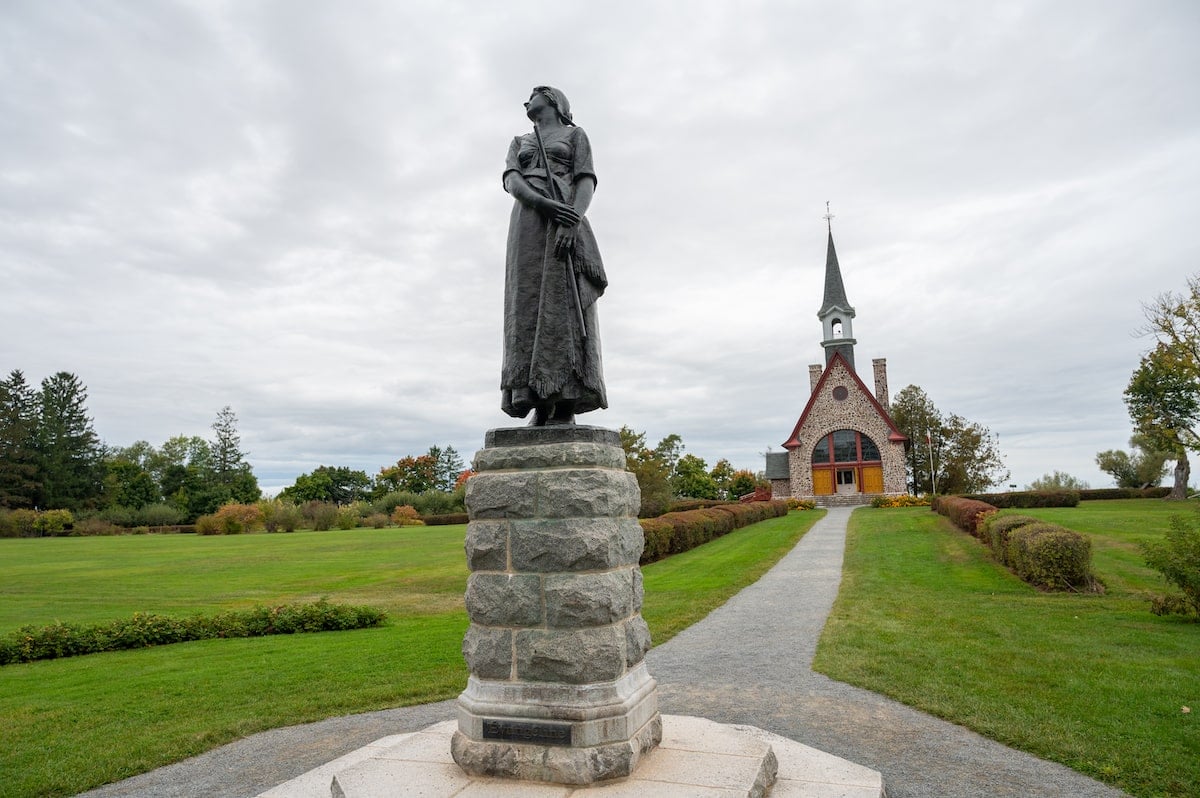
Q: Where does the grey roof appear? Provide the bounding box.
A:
[765,451,790,479]
[817,230,854,317]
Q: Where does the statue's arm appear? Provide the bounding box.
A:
[504,170,581,228]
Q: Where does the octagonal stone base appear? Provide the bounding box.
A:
[452,425,660,784]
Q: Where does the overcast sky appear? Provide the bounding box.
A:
[3,1,1198,494]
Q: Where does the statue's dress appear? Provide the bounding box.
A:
[501,126,607,419]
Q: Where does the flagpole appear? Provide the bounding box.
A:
[926,428,937,496]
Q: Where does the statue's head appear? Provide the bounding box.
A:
[527,86,574,126]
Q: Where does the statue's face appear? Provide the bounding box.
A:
[524,91,551,120]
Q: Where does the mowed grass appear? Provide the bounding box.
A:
[0,510,821,798]
[813,502,1199,798]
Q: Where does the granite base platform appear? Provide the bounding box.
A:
[254,714,884,798]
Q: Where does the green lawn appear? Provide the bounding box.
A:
[813,501,1199,798]
[0,511,821,798]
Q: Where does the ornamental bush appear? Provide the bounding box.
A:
[1006,523,1095,591]
[390,505,425,526]
[1141,508,1200,618]
[0,509,39,538]
[870,494,931,508]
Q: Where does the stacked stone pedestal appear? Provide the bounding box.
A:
[451,426,661,785]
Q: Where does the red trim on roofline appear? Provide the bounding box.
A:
[782,352,909,449]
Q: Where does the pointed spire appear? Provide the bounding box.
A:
[818,211,852,317]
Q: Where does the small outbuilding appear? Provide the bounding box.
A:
[766,220,908,504]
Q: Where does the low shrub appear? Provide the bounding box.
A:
[931,496,997,536]
[0,599,388,666]
[365,513,390,529]
[390,505,425,527]
[33,509,74,536]
[1006,523,1096,591]
[97,505,138,527]
[870,494,930,508]
[961,490,1080,509]
[1141,508,1200,618]
[304,501,339,531]
[71,517,123,536]
[260,500,302,533]
[786,498,818,510]
[137,503,185,526]
[0,509,39,538]
[335,505,361,530]
[422,512,469,526]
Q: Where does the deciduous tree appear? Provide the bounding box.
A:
[1026,471,1089,491]
[619,426,672,518]
[1128,273,1200,500]
[672,453,719,500]
[1095,433,1170,488]
[890,385,1008,494]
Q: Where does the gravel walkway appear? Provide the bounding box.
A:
[81,508,1128,798]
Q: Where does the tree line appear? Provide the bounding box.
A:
[0,369,258,521]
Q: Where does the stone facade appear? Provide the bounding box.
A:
[452,425,661,785]
[772,354,907,501]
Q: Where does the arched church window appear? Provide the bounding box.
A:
[811,437,830,464]
[811,430,882,465]
[832,430,857,461]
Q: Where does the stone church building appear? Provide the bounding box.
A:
[766,223,908,504]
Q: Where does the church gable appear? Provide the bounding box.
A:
[782,353,903,451]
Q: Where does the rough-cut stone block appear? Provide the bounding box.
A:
[474,442,627,473]
[484,425,621,449]
[451,714,660,785]
[465,573,543,627]
[623,616,652,668]
[516,627,624,684]
[466,472,537,519]
[535,469,639,519]
[509,518,643,572]
[461,625,513,680]
[631,568,644,612]
[464,520,508,572]
[544,570,633,628]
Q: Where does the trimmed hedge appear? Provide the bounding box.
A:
[1078,487,1171,501]
[0,600,387,666]
[960,490,1080,509]
[931,496,997,536]
[637,501,789,564]
[980,513,1040,555]
[1006,523,1095,591]
[421,512,469,526]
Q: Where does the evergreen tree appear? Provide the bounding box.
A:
[36,372,103,509]
[208,406,260,505]
[0,369,42,508]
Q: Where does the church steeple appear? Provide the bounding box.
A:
[817,206,856,370]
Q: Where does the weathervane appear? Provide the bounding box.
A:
[824,201,834,232]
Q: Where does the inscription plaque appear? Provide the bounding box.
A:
[482,718,573,746]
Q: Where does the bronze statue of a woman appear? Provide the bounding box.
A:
[500,86,607,426]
